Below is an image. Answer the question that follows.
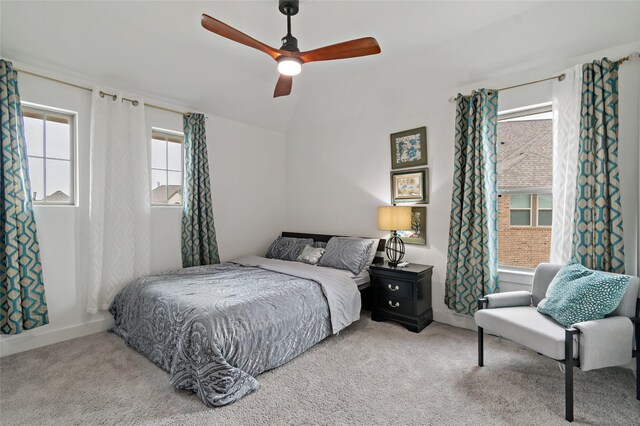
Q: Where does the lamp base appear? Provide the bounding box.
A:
[385,233,405,266]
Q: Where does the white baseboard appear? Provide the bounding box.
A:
[0,317,114,357]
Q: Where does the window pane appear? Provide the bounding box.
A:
[28,157,44,202]
[151,139,166,169]
[167,171,182,205]
[46,159,71,202]
[24,116,44,157]
[538,210,552,226]
[510,210,531,226]
[46,116,71,159]
[151,169,167,204]
[538,193,552,209]
[510,194,531,209]
[167,141,182,171]
[498,111,552,268]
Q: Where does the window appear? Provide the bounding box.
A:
[509,194,532,226]
[150,129,183,205]
[497,103,553,269]
[22,105,75,204]
[537,193,552,227]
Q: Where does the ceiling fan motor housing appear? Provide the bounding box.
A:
[280,34,299,52]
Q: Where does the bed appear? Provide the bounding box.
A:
[109,232,384,406]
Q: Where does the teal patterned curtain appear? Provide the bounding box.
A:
[445,89,499,315]
[0,60,49,334]
[573,58,624,273]
[182,113,220,267]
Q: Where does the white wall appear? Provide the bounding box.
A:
[285,2,640,330]
[0,66,286,356]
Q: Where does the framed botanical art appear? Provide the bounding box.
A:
[396,206,426,245]
[390,126,427,170]
[390,168,428,204]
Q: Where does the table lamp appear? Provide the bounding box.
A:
[378,205,412,267]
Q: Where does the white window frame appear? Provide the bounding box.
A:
[22,102,76,206]
[497,102,552,121]
[150,128,184,207]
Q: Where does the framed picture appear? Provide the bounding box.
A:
[391,168,428,204]
[396,206,426,245]
[390,126,428,170]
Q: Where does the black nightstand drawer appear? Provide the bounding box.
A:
[376,293,414,317]
[370,262,433,333]
[376,276,413,299]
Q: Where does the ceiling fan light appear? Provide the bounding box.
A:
[277,58,302,76]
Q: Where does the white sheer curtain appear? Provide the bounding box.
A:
[87,89,150,313]
[550,65,582,265]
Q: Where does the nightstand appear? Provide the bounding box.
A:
[370,261,433,332]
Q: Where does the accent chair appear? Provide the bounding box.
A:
[474,263,640,422]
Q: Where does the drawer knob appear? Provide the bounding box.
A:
[388,300,400,308]
[387,284,400,291]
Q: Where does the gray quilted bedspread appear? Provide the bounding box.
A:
[109,256,360,406]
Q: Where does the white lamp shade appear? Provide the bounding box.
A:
[378,206,412,231]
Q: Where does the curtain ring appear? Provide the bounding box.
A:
[132,100,139,106]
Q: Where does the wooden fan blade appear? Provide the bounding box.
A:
[201,14,281,60]
[299,37,381,63]
[274,74,293,98]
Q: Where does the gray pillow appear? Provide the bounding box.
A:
[296,244,326,265]
[265,237,313,261]
[356,238,378,269]
[338,237,378,269]
[318,237,376,275]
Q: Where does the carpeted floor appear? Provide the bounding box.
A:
[1,313,638,425]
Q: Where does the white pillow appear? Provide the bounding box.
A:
[296,244,326,265]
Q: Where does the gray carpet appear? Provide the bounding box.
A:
[1,313,638,425]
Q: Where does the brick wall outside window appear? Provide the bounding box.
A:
[498,194,551,268]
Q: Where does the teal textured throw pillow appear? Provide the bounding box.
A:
[537,259,630,327]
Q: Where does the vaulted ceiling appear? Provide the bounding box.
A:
[2,2,639,132]
[1,1,549,131]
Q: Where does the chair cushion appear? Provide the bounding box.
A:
[537,259,631,327]
[475,306,578,360]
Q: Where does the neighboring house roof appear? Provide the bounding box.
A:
[497,119,552,191]
[44,190,70,202]
[152,184,182,204]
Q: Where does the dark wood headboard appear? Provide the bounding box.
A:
[281,231,386,264]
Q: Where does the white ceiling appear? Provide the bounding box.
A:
[0,1,550,131]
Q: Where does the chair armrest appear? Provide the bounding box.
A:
[572,316,634,371]
[483,291,532,309]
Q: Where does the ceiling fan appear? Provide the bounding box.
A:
[201,0,381,98]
